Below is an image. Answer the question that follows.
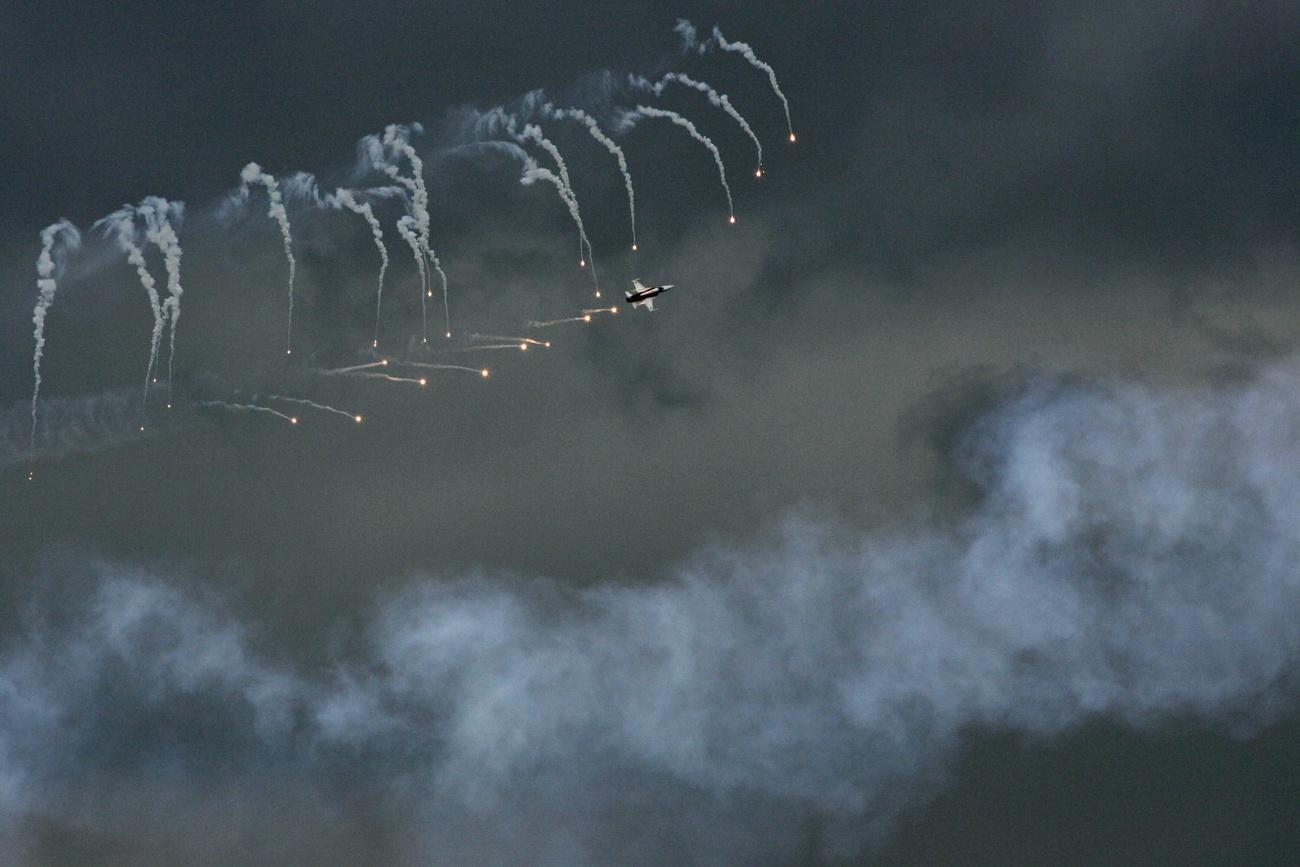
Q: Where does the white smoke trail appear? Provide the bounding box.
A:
[334,189,391,348]
[195,400,298,424]
[28,219,81,447]
[318,360,389,375]
[518,122,600,295]
[392,361,490,376]
[467,335,550,346]
[335,372,426,386]
[712,26,795,141]
[636,72,765,175]
[543,105,639,250]
[366,125,453,338]
[262,396,362,423]
[238,163,297,354]
[95,207,166,407]
[440,343,532,353]
[282,174,399,350]
[527,315,594,328]
[394,215,430,343]
[137,197,186,403]
[623,106,735,219]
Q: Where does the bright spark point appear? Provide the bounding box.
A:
[381,359,390,366]
[27,472,33,482]
[544,341,552,348]
[519,343,528,351]
[165,404,172,410]
[290,417,299,424]
[426,290,433,298]
[445,331,452,339]
[286,349,292,355]
[632,244,638,251]
[480,369,490,378]
[789,132,797,143]
[422,338,428,344]
[418,378,428,386]
[580,259,586,267]
[152,378,158,384]
[595,291,602,298]
[372,340,378,349]
[139,426,145,432]
[354,415,363,423]
[755,169,763,178]
[729,215,737,224]
[583,315,592,323]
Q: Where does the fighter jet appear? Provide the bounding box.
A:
[624,279,674,311]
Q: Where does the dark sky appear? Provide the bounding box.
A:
[2,2,1299,864]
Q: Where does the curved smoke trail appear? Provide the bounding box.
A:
[635,72,765,176]
[711,26,795,141]
[238,163,297,355]
[29,219,81,447]
[544,105,639,250]
[622,106,735,220]
[138,197,186,403]
[95,206,166,409]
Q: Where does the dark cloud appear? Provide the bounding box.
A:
[2,1,1300,862]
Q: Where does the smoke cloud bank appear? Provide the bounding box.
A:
[4,356,1298,862]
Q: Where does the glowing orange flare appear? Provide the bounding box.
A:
[290,417,299,424]
[755,168,763,178]
[445,331,452,339]
[729,215,737,224]
[519,343,528,351]
[583,315,592,323]
[480,369,490,378]
[789,132,797,143]
[632,244,638,251]
[426,290,433,298]
[354,415,363,423]
[544,342,552,348]
[580,259,586,267]
[418,378,428,386]
[381,359,390,366]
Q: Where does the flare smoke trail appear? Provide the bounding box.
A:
[392,361,489,376]
[195,400,297,424]
[238,163,297,354]
[29,219,81,448]
[623,106,735,219]
[543,105,639,250]
[440,343,532,353]
[518,121,600,295]
[366,125,452,338]
[480,109,598,290]
[394,215,429,341]
[138,197,186,402]
[319,361,389,375]
[635,73,764,175]
[712,26,794,141]
[334,190,391,347]
[262,396,361,422]
[528,315,594,328]
[519,158,597,276]
[282,175,398,349]
[95,207,166,408]
[467,335,550,346]
[337,372,426,386]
